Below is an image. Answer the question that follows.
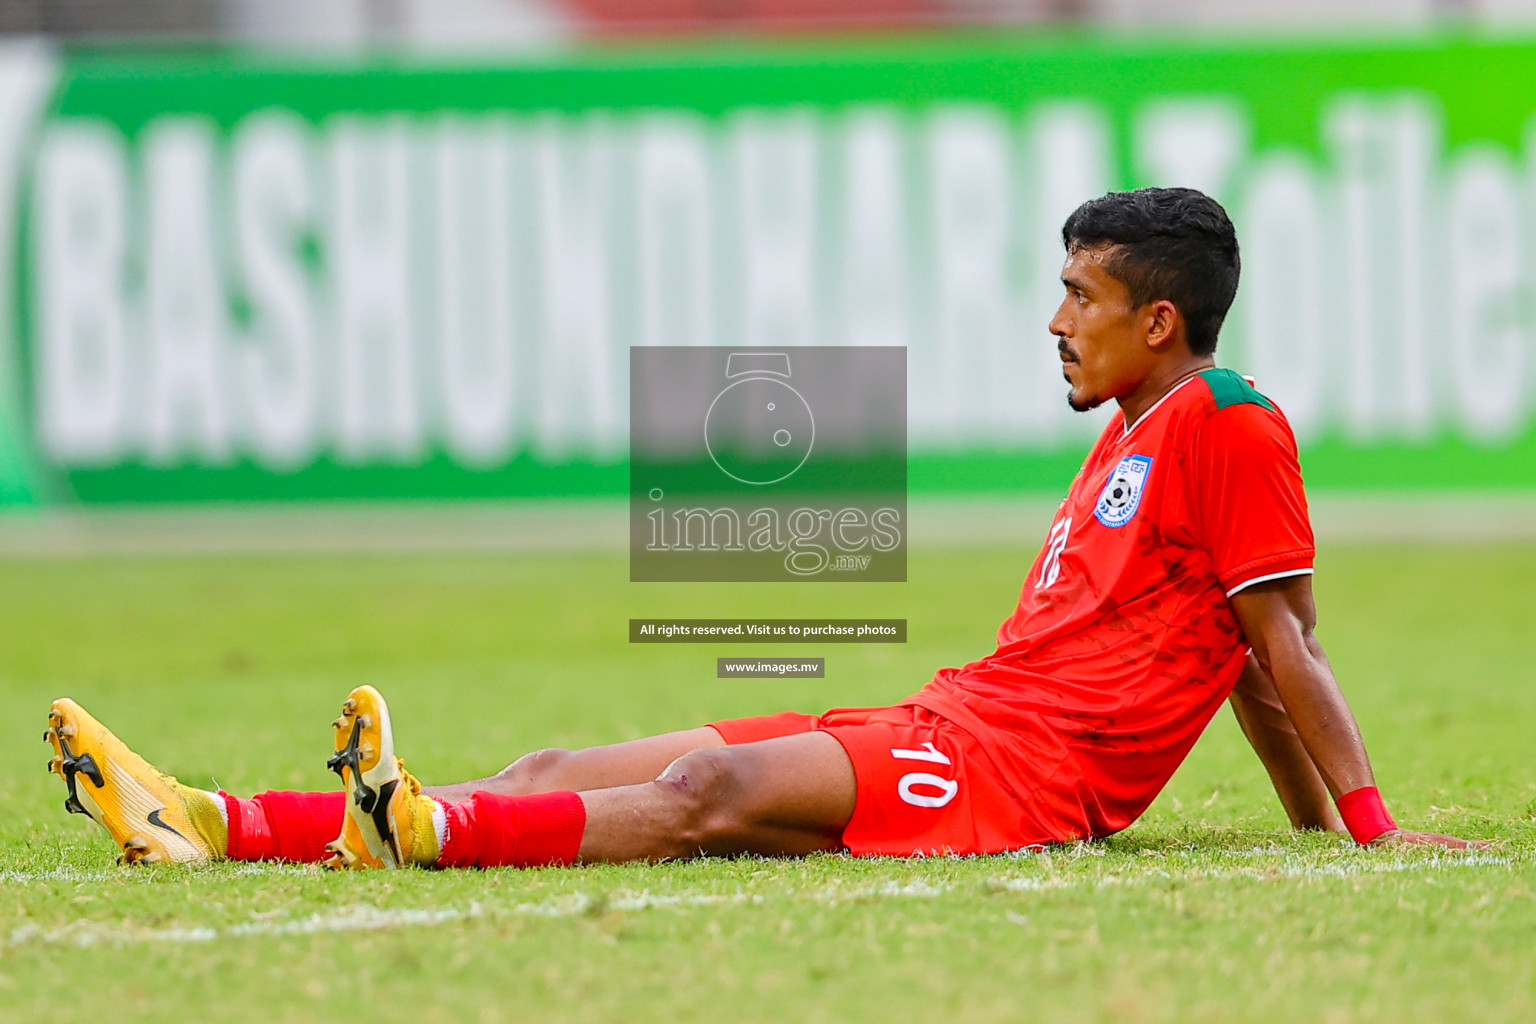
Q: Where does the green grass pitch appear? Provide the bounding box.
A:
[2,540,1533,1022]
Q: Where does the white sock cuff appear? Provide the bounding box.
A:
[205,789,229,826]
[431,799,448,851]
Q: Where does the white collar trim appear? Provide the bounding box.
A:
[1121,374,1201,438]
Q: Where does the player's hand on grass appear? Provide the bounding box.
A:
[1368,829,1493,851]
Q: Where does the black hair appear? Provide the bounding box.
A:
[1060,187,1240,357]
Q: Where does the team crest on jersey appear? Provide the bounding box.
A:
[1094,455,1152,528]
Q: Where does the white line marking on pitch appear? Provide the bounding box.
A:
[4,851,1511,949]
[0,863,300,886]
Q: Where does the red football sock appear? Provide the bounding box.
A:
[436,790,586,869]
[222,791,346,863]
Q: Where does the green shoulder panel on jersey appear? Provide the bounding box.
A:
[1198,368,1276,412]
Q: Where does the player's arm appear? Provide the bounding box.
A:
[1227,654,1343,832]
[1228,575,1487,849]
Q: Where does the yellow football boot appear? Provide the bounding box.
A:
[43,698,227,865]
[322,685,440,870]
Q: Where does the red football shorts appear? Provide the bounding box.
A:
[709,704,1059,857]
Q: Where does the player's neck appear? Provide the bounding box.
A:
[1117,358,1216,430]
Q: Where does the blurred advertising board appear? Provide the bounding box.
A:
[2,36,1535,505]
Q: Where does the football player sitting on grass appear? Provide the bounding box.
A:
[43,188,1487,870]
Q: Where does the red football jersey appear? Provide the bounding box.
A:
[907,368,1315,842]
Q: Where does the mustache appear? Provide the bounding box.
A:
[1057,338,1077,361]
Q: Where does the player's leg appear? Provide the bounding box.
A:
[420,727,727,803]
[417,733,856,869]
[574,731,856,861]
[320,721,743,866]
[327,687,856,868]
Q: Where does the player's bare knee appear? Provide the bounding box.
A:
[497,747,572,791]
[654,748,748,851]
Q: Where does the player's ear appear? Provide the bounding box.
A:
[1144,299,1180,351]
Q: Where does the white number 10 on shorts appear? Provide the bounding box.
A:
[891,742,959,808]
